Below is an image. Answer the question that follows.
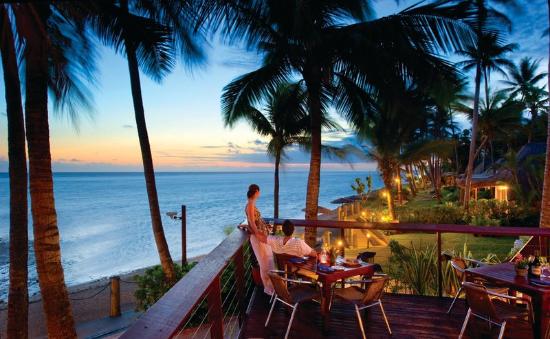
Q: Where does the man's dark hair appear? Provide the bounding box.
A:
[282,220,294,237]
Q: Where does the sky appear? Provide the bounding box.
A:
[0,0,547,172]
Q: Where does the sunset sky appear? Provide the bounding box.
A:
[0,0,546,172]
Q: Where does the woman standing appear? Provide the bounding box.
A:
[245,184,274,295]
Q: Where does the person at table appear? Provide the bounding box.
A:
[257,219,317,257]
[244,184,275,296]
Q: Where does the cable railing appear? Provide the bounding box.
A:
[121,219,550,339]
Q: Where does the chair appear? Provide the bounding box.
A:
[265,270,321,339]
[447,257,508,314]
[459,282,533,339]
[332,274,391,339]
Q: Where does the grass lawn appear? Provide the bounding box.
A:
[347,232,523,272]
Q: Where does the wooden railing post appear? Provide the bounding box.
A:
[437,232,442,297]
[234,246,246,325]
[182,205,187,265]
[110,276,121,317]
[207,276,223,339]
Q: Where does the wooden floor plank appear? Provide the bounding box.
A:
[242,291,534,338]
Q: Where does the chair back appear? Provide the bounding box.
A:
[268,272,293,303]
[357,251,376,264]
[462,282,499,320]
[451,258,467,282]
[361,275,388,305]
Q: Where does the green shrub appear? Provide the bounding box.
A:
[134,262,197,311]
[396,204,464,224]
[388,240,437,295]
[441,186,459,203]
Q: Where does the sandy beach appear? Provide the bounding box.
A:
[0,257,202,338]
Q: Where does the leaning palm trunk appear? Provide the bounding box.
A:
[274,150,281,219]
[304,74,322,247]
[2,7,28,338]
[380,160,396,221]
[25,24,76,338]
[540,0,550,229]
[406,164,417,197]
[463,62,482,209]
[124,37,175,281]
[427,156,442,203]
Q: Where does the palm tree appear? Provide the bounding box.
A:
[212,0,474,244]
[88,0,205,281]
[223,82,308,218]
[474,90,524,166]
[540,0,550,230]
[223,81,342,218]
[458,31,516,206]
[353,84,429,220]
[502,57,548,142]
[1,5,28,338]
[13,2,97,337]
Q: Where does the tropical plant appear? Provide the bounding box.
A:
[502,57,548,142]
[87,0,206,281]
[353,82,439,219]
[1,5,28,338]
[458,31,517,207]
[134,262,197,311]
[460,89,524,168]
[542,0,550,230]
[224,82,310,218]
[8,2,97,337]
[214,0,475,244]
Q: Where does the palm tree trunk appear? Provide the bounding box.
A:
[122,3,175,281]
[464,62,482,209]
[304,71,322,247]
[380,162,396,221]
[407,164,417,197]
[274,150,280,219]
[25,14,76,338]
[484,69,489,108]
[2,7,28,338]
[539,0,550,229]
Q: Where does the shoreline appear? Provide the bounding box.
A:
[0,255,204,310]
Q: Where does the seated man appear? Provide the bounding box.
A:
[257,219,317,257]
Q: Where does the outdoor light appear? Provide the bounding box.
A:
[394,177,400,183]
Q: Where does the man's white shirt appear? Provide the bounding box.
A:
[267,235,313,257]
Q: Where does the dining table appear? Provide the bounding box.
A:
[466,262,550,338]
[279,255,375,332]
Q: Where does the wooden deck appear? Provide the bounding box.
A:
[243,291,534,339]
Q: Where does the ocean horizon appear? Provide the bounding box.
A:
[0,170,383,300]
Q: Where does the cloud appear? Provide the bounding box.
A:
[250,139,267,146]
[122,124,133,129]
[57,158,82,163]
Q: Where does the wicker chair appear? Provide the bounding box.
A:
[447,257,508,314]
[332,274,391,339]
[265,270,321,339]
[459,282,533,339]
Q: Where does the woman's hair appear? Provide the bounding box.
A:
[247,184,260,198]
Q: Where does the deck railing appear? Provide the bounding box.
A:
[121,220,550,339]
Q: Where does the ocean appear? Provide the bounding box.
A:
[0,171,382,300]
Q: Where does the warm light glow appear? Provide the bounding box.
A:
[337,240,343,247]
[381,191,388,198]
[366,232,371,238]
[394,177,401,183]
[361,211,366,217]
